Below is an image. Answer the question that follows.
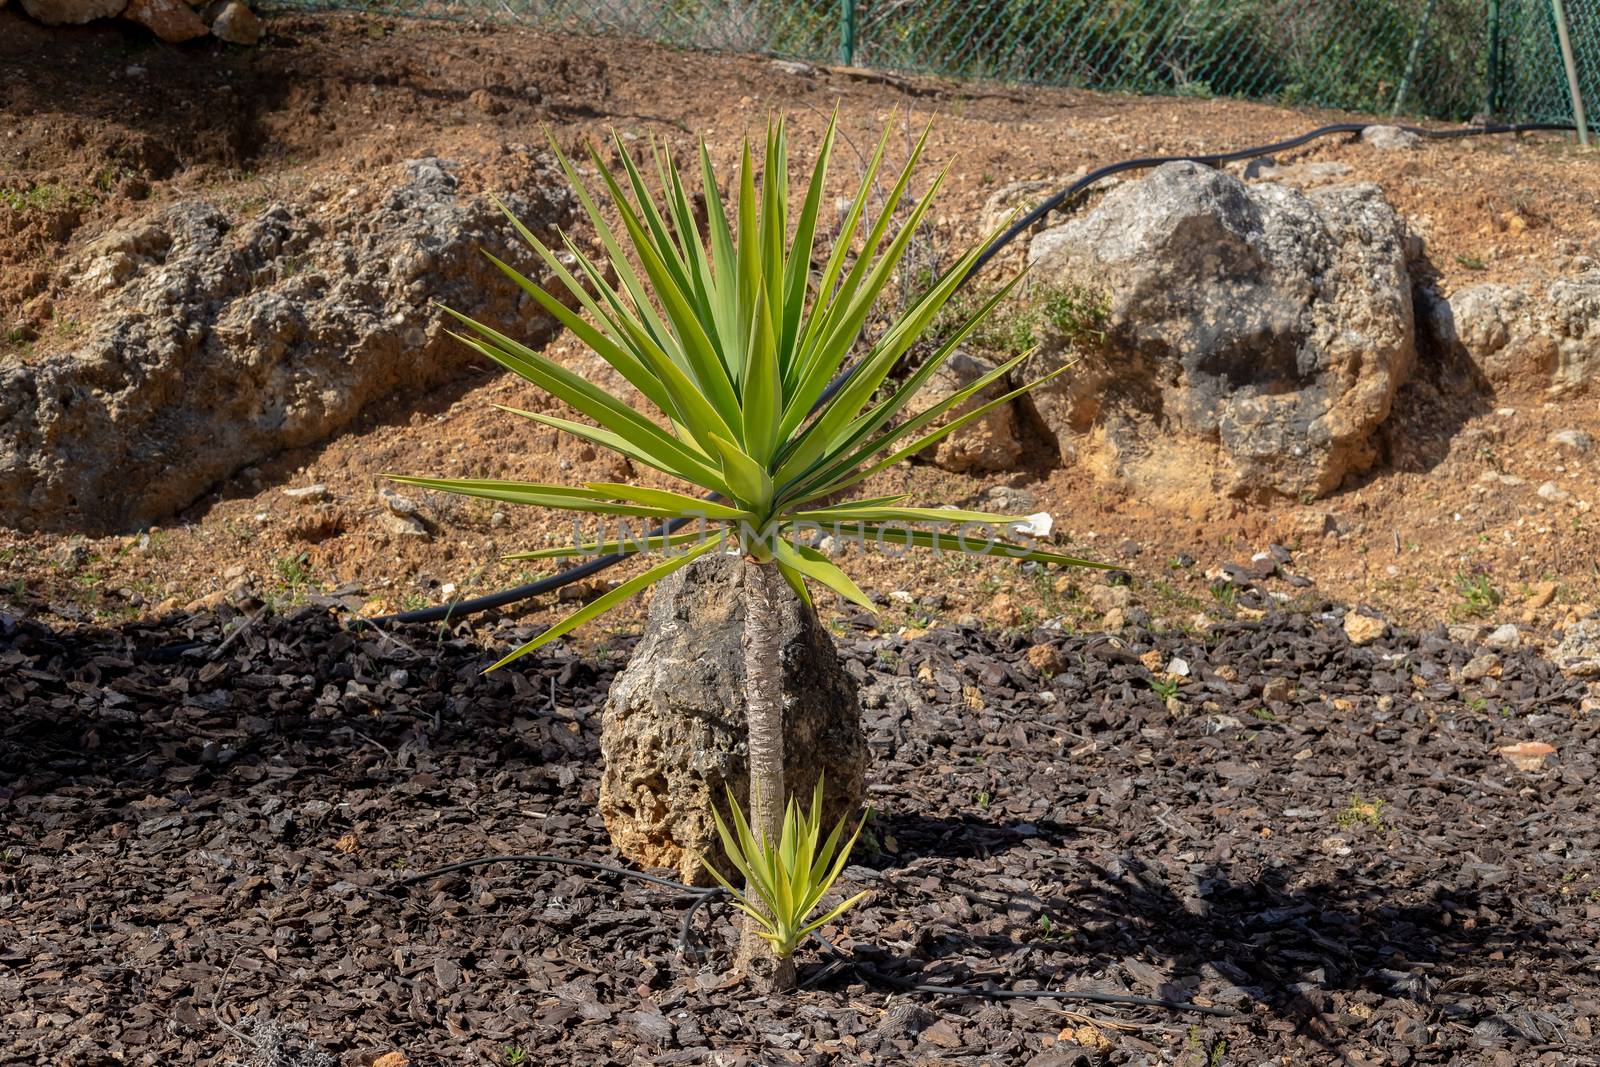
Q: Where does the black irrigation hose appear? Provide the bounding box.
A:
[368,118,1585,630]
[386,854,1236,1018]
[966,119,1584,279]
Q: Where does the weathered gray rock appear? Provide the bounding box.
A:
[0,157,575,532]
[1552,620,1600,678]
[599,553,867,886]
[1361,125,1420,151]
[1026,161,1414,502]
[19,0,125,23]
[1422,275,1600,394]
[904,349,1020,473]
[1549,429,1594,454]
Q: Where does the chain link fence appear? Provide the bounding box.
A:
[263,0,1598,125]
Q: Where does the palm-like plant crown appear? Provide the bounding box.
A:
[394,117,1103,669]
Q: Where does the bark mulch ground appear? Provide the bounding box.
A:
[2,597,1597,1066]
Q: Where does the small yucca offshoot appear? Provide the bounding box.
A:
[391,116,1105,973]
[704,775,868,961]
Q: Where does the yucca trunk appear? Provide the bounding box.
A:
[737,558,796,989]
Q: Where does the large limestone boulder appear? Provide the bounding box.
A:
[20,0,126,23]
[599,553,867,887]
[0,156,575,533]
[1026,161,1414,503]
[1421,275,1600,395]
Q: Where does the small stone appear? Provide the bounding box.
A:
[888,590,916,605]
[209,0,262,45]
[1482,623,1521,651]
[1088,584,1132,613]
[282,483,328,503]
[1261,676,1294,702]
[1361,125,1420,151]
[1548,429,1593,454]
[1461,653,1500,682]
[989,592,1021,627]
[223,563,246,580]
[1343,613,1386,646]
[183,590,228,614]
[49,537,91,573]
[1101,607,1127,631]
[1552,620,1600,677]
[1528,581,1559,610]
[381,513,430,540]
[1026,642,1069,675]
[1538,482,1573,504]
[1496,741,1555,772]
[1166,657,1190,677]
[372,1054,410,1067]
[489,510,508,528]
[379,487,424,517]
[1268,543,1293,564]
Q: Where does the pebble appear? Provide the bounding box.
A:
[379,488,424,517]
[1482,623,1521,651]
[1261,677,1294,702]
[282,483,329,503]
[1088,585,1132,613]
[381,513,431,540]
[1548,429,1593,454]
[1461,653,1499,682]
[1343,613,1387,646]
[1538,482,1572,504]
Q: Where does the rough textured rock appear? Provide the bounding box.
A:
[1027,161,1414,502]
[1553,620,1600,678]
[0,157,575,533]
[20,0,124,21]
[209,0,260,44]
[123,0,207,41]
[904,349,1020,473]
[1361,125,1420,151]
[1421,275,1600,393]
[599,553,867,886]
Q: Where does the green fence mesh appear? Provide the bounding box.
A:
[261,0,1598,126]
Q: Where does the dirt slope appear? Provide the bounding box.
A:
[1,10,1597,640]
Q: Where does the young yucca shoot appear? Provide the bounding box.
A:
[703,774,868,963]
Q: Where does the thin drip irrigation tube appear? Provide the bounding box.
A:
[363,118,1584,631]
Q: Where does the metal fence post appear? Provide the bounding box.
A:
[1551,0,1591,144]
[1485,0,1503,116]
[840,0,857,66]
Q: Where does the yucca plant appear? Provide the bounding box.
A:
[393,115,1104,975]
[704,774,868,963]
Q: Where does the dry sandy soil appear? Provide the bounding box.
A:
[2,9,1598,644]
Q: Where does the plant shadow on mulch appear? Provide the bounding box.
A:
[865,808,1570,1056]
